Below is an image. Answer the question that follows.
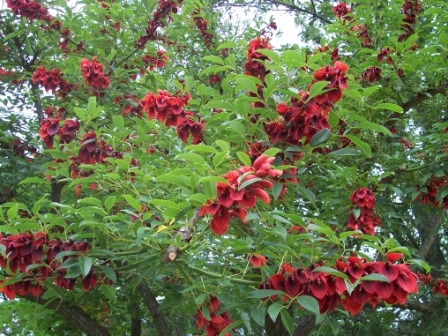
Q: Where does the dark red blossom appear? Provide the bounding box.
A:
[332,2,351,20]
[362,66,382,83]
[199,155,282,235]
[80,57,110,91]
[259,255,418,316]
[250,254,267,267]
[6,0,60,28]
[192,8,214,47]
[195,296,232,336]
[32,66,73,97]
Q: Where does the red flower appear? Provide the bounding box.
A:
[250,254,267,267]
[80,57,110,90]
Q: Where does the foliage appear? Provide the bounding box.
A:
[0,0,447,335]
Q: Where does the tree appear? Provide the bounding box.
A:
[0,0,447,335]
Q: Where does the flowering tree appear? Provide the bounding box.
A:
[0,0,447,335]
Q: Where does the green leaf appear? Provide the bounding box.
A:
[360,273,389,282]
[202,55,224,65]
[101,285,117,301]
[255,49,281,63]
[122,195,141,212]
[235,76,260,94]
[184,144,218,154]
[198,176,228,184]
[409,259,431,273]
[312,267,349,280]
[375,102,403,113]
[345,134,372,158]
[100,265,117,282]
[310,128,331,147]
[238,177,263,191]
[215,140,229,152]
[104,196,117,211]
[217,41,237,50]
[175,153,205,165]
[326,148,360,156]
[78,197,102,207]
[297,295,320,314]
[251,306,266,327]
[19,177,48,185]
[204,100,237,112]
[79,257,93,278]
[308,81,329,100]
[236,151,252,166]
[280,309,295,336]
[267,302,284,322]
[356,122,392,135]
[247,289,286,299]
[149,199,181,209]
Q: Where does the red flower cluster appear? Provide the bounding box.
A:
[59,28,83,53]
[39,117,79,148]
[6,0,60,29]
[265,61,348,146]
[135,0,183,49]
[332,2,351,20]
[192,8,214,47]
[244,37,272,82]
[347,187,381,235]
[32,66,73,98]
[195,296,232,336]
[417,273,448,297]
[176,112,205,144]
[399,0,421,41]
[362,66,382,83]
[259,254,418,316]
[77,131,123,164]
[414,177,448,210]
[142,89,191,126]
[142,49,170,71]
[199,155,282,235]
[209,74,220,84]
[0,232,96,299]
[80,57,110,91]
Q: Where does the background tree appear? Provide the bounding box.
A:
[0,0,447,335]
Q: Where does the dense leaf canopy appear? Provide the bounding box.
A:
[0,0,447,335]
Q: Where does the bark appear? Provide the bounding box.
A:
[130,294,142,336]
[265,313,290,336]
[23,295,110,336]
[419,212,441,260]
[137,282,171,336]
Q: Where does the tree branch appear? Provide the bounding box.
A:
[130,293,142,336]
[401,83,448,113]
[419,212,441,260]
[137,282,171,336]
[264,0,332,24]
[22,295,110,336]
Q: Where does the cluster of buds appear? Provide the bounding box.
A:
[142,89,204,143]
[59,28,83,53]
[6,0,60,29]
[259,253,418,316]
[265,61,348,146]
[32,66,73,98]
[414,177,448,210]
[135,0,183,49]
[195,296,233,336]
[347,187,381,235]
[199,155,282,235]
[0,232,98,299]
[377,47,395,65]
[80,57,110,92]
[399,0,421,42]
[351,24,371,46]
[191,8,214,47]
